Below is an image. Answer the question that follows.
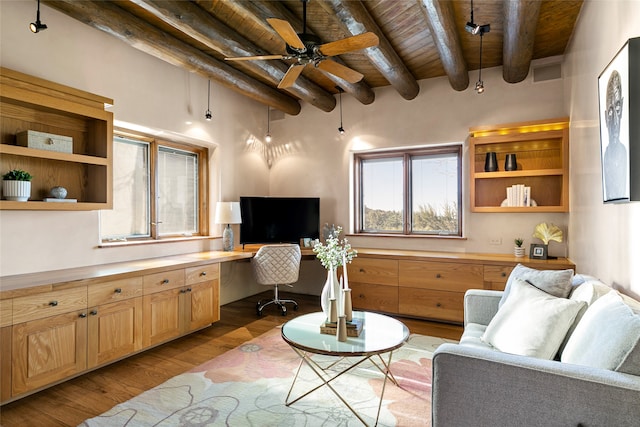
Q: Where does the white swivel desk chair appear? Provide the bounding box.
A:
[251,244,302,316]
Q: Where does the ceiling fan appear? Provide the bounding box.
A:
[225,0,379,89]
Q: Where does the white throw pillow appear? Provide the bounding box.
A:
[561,290,640,375]
[499,264,574,307]
[482,278,586,359]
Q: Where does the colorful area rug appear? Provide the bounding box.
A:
[80,327,455,427]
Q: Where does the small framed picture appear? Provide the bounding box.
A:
[530,244,548,260]
[300,237,313,248]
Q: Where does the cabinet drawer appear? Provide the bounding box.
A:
[88,277,143,306]
[350,283,398,313]
[347,258,398,286]
[185,264,219,286]
[399,260,483,292]
[483,265,512,290]
[399,288,464,323]
[143,269,185,294]
[12,286,87,324]
[1,299,12,328]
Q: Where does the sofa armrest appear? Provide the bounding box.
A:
[432,343,640,427]
[463,289,503,327]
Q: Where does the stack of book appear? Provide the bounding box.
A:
[505,184,531,207]
[320,318,364,337]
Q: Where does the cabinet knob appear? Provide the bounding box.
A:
[200,271,207,276]
[436,273,442,278]
[162,279,170,284]
[79,313,87,318]
[90,310,98,316]
[359,268,365,273]
[49,301,58,307]
[436,303,442,307]
[186,287,192,293]
[114,288,122,293]
[501,272,507,277]
[359,294,365,298]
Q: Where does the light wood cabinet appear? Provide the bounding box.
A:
[87,278,143,368]
[469,117,569,212]
[0,67,113,210]
[347,250,575,324]
[1,299,12,401]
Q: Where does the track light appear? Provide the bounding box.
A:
[336,86,346,135]
[30,0,47,33]
[205,80,212,121]
[465,22,480,35]
[265,106,272,143]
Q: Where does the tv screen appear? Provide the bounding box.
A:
[239,196,320,245]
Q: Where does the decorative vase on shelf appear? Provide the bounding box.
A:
[320,268,340,320]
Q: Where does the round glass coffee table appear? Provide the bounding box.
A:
[281,311,410,426]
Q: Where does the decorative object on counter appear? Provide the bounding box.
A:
[214,201,242,251]
[531,222,563,260]
[336,315,348,342]
[16,130,72,153]
[313,225,357,322]
[49,186,67,199]
[505,153,518,171]
[2,169,32,201]
[514,238,525,257]
[484,151,498,172]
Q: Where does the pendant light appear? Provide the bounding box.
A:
[465,0,490,94]
[29,0,47,33]
[337,86,345,134]
[475,32,485,94]
[265,106,272,143]
[205,80,212,121]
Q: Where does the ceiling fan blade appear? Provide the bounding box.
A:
[318,32,379,57]
[278,63,306,89]
[316,60,364,83]
[267,18,306,50]
[225,54,285,61]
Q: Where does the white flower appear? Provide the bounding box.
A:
[312,226,357,270]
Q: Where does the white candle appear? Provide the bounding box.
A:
[339,276,345,316]
[343,253,349,289]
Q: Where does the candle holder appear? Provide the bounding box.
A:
[343,289,353,322]
[337,315,347,342]
[328,298,338,323]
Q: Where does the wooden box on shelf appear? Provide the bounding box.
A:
[469,117,570,213]
[0,67,113,210]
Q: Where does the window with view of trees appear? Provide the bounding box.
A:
[100,134,207,242]
[354,145,462,236]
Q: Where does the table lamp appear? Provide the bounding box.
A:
[214,201,242,251]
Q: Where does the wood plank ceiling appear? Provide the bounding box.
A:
[44,0,583,116]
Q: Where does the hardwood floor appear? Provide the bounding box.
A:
[0,291,462,426]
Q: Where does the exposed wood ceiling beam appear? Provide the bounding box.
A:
[317,0,420,101]
[502,0,542,83]
[130,0,337,112]
[43,0,302,115]
[418,0,469,91]
[213,0,375,105]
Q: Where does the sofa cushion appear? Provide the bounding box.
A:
[459,323,494,351]
[561,290,640,375]
[482,278,586,359]
[499,264,574,307]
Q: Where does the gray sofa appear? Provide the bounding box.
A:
[432,276,640,427]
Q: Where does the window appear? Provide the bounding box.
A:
[101,134,208,241]
[354,145,462,236]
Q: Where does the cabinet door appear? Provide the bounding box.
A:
[142,288,182,348]
[12,311,88,396]
[399,288,464,323]
[88,298,143,368]
[184,281,217,332]
[1,326,11,402]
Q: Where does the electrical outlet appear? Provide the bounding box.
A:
[489,237,502,245]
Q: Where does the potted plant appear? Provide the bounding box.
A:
[2,169,33,201]
[514,237,525,257]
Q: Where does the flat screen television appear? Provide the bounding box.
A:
[239,196,320,245]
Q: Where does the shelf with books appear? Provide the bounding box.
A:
[469,117,569,213]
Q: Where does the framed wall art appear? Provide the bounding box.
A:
[598,37,640,203]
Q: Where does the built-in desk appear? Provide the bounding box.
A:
[0,250,252,404]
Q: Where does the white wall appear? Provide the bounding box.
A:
[563,0,640,298]
[269,64,569,257]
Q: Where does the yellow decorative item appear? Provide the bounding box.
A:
[533,223,563,245]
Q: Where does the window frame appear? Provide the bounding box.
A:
[102,130,209,242]
[353,145,462,237]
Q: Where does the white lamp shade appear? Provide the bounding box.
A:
[215,202,242,224]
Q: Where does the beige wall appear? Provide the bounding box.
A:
[563,0,640,298]
[1,0,638,300]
